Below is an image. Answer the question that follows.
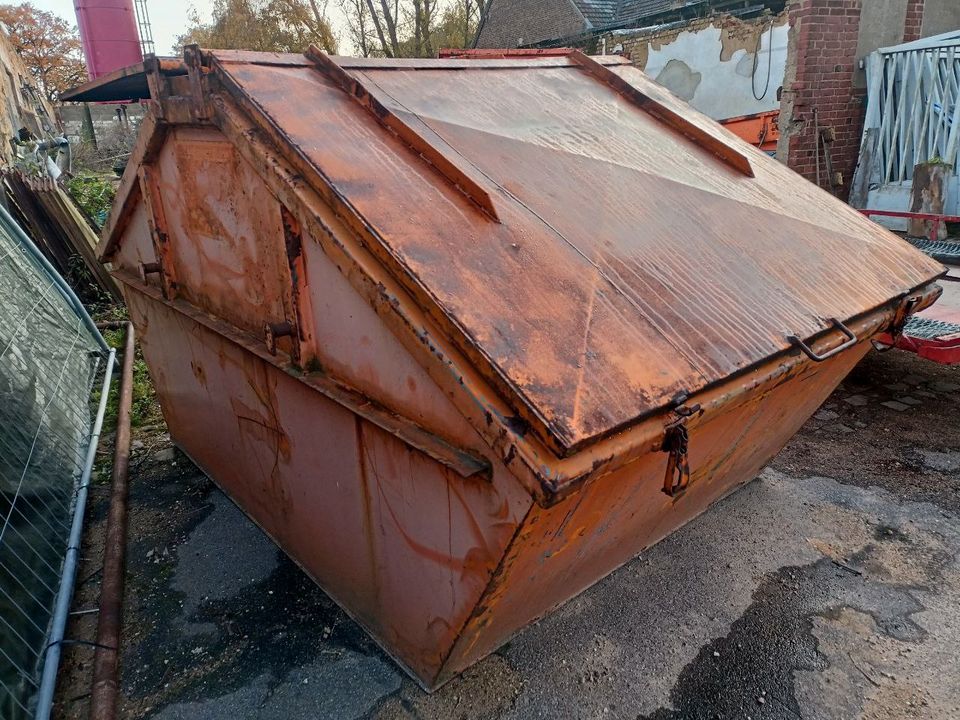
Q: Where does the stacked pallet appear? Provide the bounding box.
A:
[2,171,120,301]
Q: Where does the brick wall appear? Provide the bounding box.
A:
[779,0,864,195]
[777,0,927,199]
[904,0,925,42]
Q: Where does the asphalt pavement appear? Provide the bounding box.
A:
[59,349,960,720]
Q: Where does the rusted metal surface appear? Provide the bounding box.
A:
[89,321,135,720]
[86,47,946,689]
[440,331,873,681]
[306,47,500,222]
[210,50,944,459]
[568,50,755,177]
[136,165,177,299]
[97,110,166,260]
[121,283,530,684]
[118,268,493,479]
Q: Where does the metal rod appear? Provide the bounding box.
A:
[89,321,135,720]
[33,346,117,720]
[0,200,108,352]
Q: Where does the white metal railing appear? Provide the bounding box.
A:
[878,45,960,184]
[851,31,960,215]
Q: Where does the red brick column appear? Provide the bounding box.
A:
[781,0,866,199]
[904,0,925,43]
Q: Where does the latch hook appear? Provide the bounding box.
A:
[662,422,691,498]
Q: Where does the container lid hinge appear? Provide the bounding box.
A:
[872,294,921,353]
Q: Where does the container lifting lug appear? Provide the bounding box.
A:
[138,262,161,282]
[264,321,296,356]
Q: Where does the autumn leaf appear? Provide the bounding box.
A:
[0,2,87,102]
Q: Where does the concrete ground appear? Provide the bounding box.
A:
[59,349,959,720]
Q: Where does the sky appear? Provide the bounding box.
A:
[32,0,213,55]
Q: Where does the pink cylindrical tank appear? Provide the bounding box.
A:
[74,0,143,80]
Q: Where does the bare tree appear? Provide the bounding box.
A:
[410,0,436,57]
[339,0,371,56]
[177,0,337,53]
[341,0,484,57]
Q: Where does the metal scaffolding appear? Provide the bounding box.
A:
[852,30,960,217]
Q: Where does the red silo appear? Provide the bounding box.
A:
[74,0,143,80]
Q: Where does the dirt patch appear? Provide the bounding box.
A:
[770,350,960,514]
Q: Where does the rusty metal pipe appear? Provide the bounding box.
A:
[89,320,135,720]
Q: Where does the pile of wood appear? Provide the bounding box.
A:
[2,170,121,301]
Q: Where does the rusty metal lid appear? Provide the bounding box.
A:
[171,51,949,455]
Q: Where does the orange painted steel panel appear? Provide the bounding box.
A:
[442,332,870,679]
[720,110,780,153]
[122,281,532,684]
[90,47,946,689]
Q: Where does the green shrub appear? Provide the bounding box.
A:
[66,174,116,228]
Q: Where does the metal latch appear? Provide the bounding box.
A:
[662,422,691,498]
[662,394,701,499]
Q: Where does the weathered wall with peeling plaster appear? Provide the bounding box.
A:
[0,29,58,161]
[602,14,789,121]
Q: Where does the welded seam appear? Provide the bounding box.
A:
[431,501,535,687]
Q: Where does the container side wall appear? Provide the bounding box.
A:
[439,342,870,680]
[122,283,532,685]
[297,230,498,443]
[114,200,154,268]
[155,127,297,338]
[110,129,532,687]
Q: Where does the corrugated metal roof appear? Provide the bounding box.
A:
[572,0,681,29]
[574,0,618,25]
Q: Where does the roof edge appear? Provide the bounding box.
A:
[62,58,186,103]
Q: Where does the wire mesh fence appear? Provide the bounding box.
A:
[0,204,109,719]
